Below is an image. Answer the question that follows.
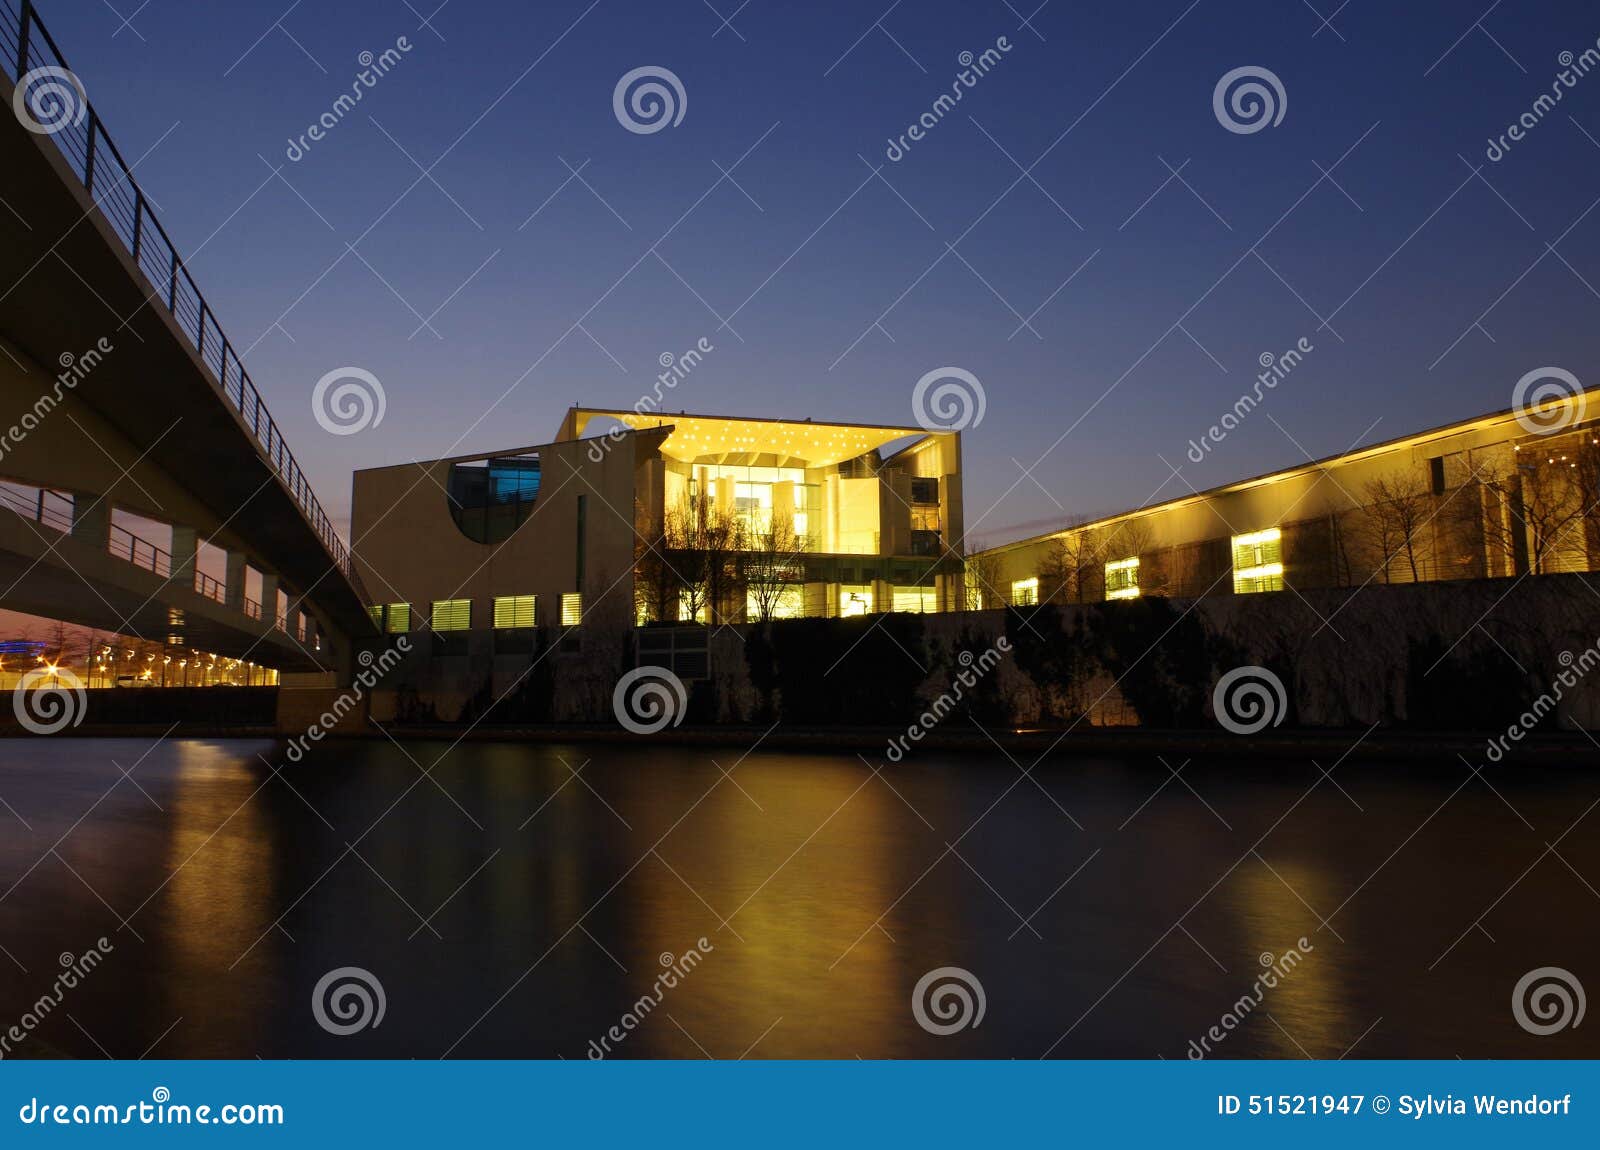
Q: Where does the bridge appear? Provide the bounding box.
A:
[0,0,373,682]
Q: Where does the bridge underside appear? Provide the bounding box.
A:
[0,510,322,670]
[0,65,373,678]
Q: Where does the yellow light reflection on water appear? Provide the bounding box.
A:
[1230,864,1346,1057]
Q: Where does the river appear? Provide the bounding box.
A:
[0,737,1595,1059]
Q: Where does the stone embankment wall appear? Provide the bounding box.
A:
[356,574,1600,734]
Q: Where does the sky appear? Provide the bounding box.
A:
[24,0,1600,549]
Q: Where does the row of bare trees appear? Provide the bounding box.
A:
[634,492,806,624]
[1346,443,1598,585]
[971,437,1600,607]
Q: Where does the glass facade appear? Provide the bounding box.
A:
[446,456,540,544]
[892,585,936,613]
[689,464,820,547]
[839,584,874,616]
[747,584,804,619]
[1011,577,1039,606]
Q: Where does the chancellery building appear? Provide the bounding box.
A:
[348,389,1597,645]
[349,408,966,639]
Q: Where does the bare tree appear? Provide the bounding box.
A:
[1571,434,1600,572]
[1481,451,1585,575]
[963,550,1004,610]
[1356,471,1434,583]
[656,491,748,624]
[743,515,804,622]
[633,500,681,624]
[1038,524,1103,604]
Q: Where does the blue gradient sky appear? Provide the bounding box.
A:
[34,0,1600,546]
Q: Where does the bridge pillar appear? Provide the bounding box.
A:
[260,571,280,627]
[224,550,247,611]
[69,494,110,546]
[286,595,310,642]
[170,525,198,587]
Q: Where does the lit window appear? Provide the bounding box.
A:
[1011,577,1039,606]
[431,599,472,632]
[493,595,537,629]
[1105,557,1141,600]
[1232,528,1284,594]
[372,603,410,633]
[892,585,936,613]
[839,584,873,617]
[747,585,804,619]
[367,605,383,628]
[561,592,583,627]
[677,591,707,623]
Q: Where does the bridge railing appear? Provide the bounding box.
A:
[108,521,170,578]
[0,484,252,615]
[1,0,369,606]
[0,484,72,533]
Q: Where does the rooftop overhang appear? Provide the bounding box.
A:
[559,408,930,468]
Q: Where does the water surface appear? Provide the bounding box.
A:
[0,737,1596,1059]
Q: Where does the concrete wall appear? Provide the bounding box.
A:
[350,430,656,636]
[356,573,1600,734]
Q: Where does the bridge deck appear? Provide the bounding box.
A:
[0,0,373,659]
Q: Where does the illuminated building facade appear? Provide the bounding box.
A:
[972,388,1600,607]
[349,408,965,635]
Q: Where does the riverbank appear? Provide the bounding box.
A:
[3,721,1595,764]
